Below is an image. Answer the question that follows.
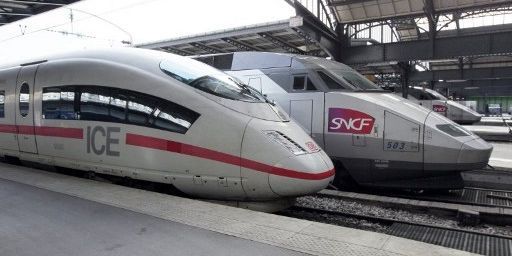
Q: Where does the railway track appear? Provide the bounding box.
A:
[285,205,512,256]
[380,187,512,209]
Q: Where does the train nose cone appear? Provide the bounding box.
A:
[268,151,335,197]
[457,138,493,170]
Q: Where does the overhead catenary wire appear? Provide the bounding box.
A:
[0,0,162,44]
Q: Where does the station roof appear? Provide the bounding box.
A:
[328,0,512,24]
[138,18,330,57]
[0,0,80,27]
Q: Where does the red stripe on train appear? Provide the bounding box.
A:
[125,133,335,180]
[0,124,83,139]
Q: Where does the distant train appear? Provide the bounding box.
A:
[196,52,493,190]
[0,48,335,211]
[401,87,482,125]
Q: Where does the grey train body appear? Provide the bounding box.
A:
[196,52,493,190]
[402,87,482,125]
[0,48,334,209]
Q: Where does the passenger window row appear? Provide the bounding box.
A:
[42,85,200,134]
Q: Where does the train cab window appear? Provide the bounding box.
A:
[293,76,305,90]
[292,76,317,91]
[19,83,29,117]
[418,91,432,100]
[150,103,199,134]
[408,89,421,99]
[160,58,266,102]
[307,78,317,90]
[42,87,76,120]
[317,71,348,90]
[79,86,111,122]
[0,91,4,118]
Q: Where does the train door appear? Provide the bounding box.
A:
[290,100,313,135]
[15,65,38,154]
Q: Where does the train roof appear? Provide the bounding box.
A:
[0,47,183,73]
[195,52,353,72]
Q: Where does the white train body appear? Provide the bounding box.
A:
[0,48,334,204]
[403,87,482,125]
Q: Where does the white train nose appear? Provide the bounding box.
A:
[457,138,493,169]
[268,151,334,197]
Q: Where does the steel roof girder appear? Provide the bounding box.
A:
[342,30,512,64]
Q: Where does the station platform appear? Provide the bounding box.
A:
[463,125,512,142]
[478,116,512,126]
[489,142,512,171]
[0,162,475,256]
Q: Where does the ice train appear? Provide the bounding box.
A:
[196,52,493,190]
[0,48,335,211]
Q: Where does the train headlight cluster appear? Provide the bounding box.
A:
[263,130,307,155]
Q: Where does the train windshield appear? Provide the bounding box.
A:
[160,58,266,103]
[427,89,448,101]
[319,69,384,92]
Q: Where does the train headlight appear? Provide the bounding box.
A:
[263,130,307,155]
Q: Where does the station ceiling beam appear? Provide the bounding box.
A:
[329,0,376,6]
[189,42,227,54]
[220,37,263,51]
[293,2,340,58]
[160,47,195,56]
[139,20,291,50]
[257,32,305,54]
[410,66,512,82]
[341,30,512,64]
[327,0,512,25]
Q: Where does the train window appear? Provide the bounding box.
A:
[317,71,349,90]
[307,78,317,90]
[408,88,421,99]
[160,58,266,102]
[293,76,317,91]
[79,86,111,122]
[331,71,382,91]
[43,85,200,134]
[19,83,30,117]
[150,102,199,134]
[436,124,471,137]
[293,76,305,90]
[42,87,76,120]
[0,91,4,118]
[126,92,159,126]
[0,90,4,118]
[109,90,127,123]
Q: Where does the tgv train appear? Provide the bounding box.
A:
[196,52,493,190]
[401,87,482,125]
[0,48,335,211]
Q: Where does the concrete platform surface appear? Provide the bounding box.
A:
[0,179,304,256]
[464,125,511,135]
[0,163,476,256]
